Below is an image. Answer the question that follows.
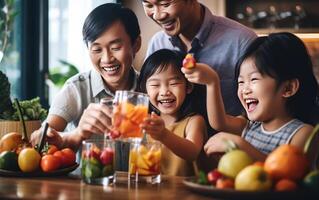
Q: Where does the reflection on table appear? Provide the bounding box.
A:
[0,175,214,200]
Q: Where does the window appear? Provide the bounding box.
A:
[0,0,22,99]
[48,0,117,103]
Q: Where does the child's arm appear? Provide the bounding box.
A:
[290,124,317,164]
[182,63,247,134]
[141,113,206,162]
[204,132,267,161]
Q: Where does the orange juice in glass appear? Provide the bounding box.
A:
[129,139,162,184]
[112,91,149,138]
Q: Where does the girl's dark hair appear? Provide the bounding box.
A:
[235,32,319,125]
[138,49,200,122]
[82,3,140,46]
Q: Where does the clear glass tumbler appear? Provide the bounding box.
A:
[100,96,115,139]
[81,139,115,185]
[128,138,162,184]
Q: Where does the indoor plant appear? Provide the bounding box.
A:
[0,70,47,139]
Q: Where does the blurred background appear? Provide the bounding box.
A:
[0,0,318,110]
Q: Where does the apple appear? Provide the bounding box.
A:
[100,147,114,165]
[182,53,196,69]
[303,170,319,191]
[235,165,272,191]
[207,169,223,185]
[218,149,253,178]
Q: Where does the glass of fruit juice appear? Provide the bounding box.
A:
[81,139,115,185]
[128,138,162,184]
[112,90,149,138]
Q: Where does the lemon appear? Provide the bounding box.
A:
[18,148,41,172]
[218,150,253,178]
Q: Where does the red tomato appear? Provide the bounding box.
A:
[61,148,76,166]
[41,154,61,172]
[53,148,76,167]
[47,145,59,155]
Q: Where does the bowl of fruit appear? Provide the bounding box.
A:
[0,123,77,177]
[184,140,319,200]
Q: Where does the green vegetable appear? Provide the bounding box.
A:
[197,170,208,185]
[10,97,47,121]
[0,70,47,121]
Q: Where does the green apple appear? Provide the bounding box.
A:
[303,170,319,191]
[218,150,253,178]
[235,165,272,191]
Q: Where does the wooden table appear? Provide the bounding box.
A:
[0,175,214,200]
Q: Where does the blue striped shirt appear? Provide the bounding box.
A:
[242,119,304,154]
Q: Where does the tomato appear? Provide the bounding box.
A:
[53,148,76,167]
[47,145,59,155]
[61,148,76,166]
[41,154,61,172]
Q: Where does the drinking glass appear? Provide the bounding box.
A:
[128,139,162,184]
[112,91,149,138]
[81,139,115,185]
[100,96,115,139]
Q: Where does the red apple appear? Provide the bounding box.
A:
[182,54,196,69]
[100,147,114,165]
[207,169,224,185]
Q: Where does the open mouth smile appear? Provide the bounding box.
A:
[245,98,259,112]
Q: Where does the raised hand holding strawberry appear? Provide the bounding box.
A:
[182,53,196,69]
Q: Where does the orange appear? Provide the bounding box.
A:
[264,144,309,181]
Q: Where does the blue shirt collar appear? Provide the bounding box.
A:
[169,5,214,52]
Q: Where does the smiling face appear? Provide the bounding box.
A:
[88,20,140,92]
[146,64,189,118]
[237,58,288,122]
[142,0,194,37]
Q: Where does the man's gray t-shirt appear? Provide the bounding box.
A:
[146,5,257,117]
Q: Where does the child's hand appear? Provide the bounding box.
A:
[181,63,219,86]
[204,132,241,155]
[140,112,166,141]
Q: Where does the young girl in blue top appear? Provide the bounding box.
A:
[182,32,319,161]
[138,49,207,176]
